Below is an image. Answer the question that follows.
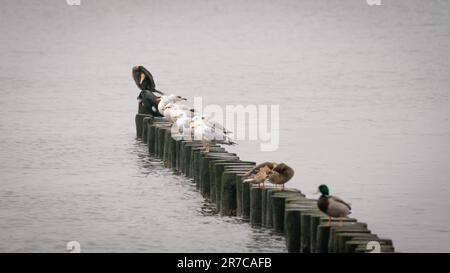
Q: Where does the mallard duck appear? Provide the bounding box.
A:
[317,184,352,227]
[266,163,295,190]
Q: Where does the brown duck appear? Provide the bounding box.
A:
[243,162,294,190]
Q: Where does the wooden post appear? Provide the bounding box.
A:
[235,174,246,217]
[300,212,325,253]
[220,170,247,216]
[271,190,304,233]
[142,117,152,144]
[283,204,318,252]
[163,129,171,166]
[250,185,263,226]
[198,152,231,199]
[328,222,369,253]
[135,113,151,138]
[335,233,378,253]
[261,186,277,227]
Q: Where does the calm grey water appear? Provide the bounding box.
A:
[0,0,449,252]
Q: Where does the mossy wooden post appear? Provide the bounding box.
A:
[250,186,263,226]
[300,212,325,253]
[224,165,254,209]
[209,160,247,208]
[213,161,236,203]
[176,140,186,174]
[199,152,230,199]
[284,208,301,252]
[283,203,317,253]
[315,219,359,253]
[135,113,151,138]
[220,171,239,216]
[235,174,246,217]
[179,141,199,175]
[175,140,182,171]
[316,224,331,253]
[154,126,161,158]
[163,129,171,166]
[242,181,252,220]
[142,117,152,144]
[158,127,168,159]
[148,124,157,155]
[146,121,155,150]
[261,186,277,227]
[310,215,355,253]
[328,223,369,253]
[271,190,303,233]
[265,188,281,228]
[190,147,202,183]
[220,167,253,215]
[211,160,242,209]
[335,233,378,253]
[170,137,178,170]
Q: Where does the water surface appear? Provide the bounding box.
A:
[0,0,449,252]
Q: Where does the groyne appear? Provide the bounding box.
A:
[135,112,395,253]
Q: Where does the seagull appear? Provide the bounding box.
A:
[157,94,188,115]
[161,102,193,123]
[190,116,235,152]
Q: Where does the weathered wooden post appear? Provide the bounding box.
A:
[198,152,230,198]
[264,188,282,228]
[135,113,151,138]
[235,174,246,217]
[181,142,203,176]
[250,186,263,226]
[271,190,303,233]
[221,170,246,216]
[335,232,378,253]
[163,129,171,166]
[142,117,152,144]
[315,219,359,253]
[328,222,369,253]
[300,211,325,253]
[283,202,317,252]
[261,186,277,227]
[212,160,245,209]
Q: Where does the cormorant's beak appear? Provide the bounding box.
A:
[140,72,146,85]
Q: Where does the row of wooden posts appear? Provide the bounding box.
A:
[135,113,395,253]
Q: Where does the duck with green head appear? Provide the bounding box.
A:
[317,184,351,227]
